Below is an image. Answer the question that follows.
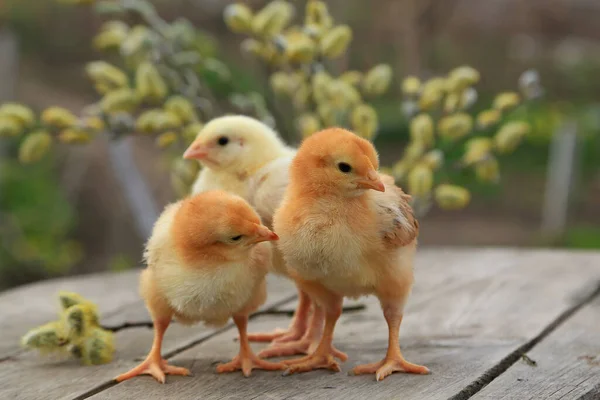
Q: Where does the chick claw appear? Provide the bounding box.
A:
[216,354,286,377]
[350,357,429,382]
[115,359,191,384]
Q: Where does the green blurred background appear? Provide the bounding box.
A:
[0,0,599,290]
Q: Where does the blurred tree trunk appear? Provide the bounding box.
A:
[0,28,17,106]
[398,0,421,74]
[0,28,18,276]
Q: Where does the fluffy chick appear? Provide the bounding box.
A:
[115,191,284,384]
[184,115,315,349]
[273,128,429,381]
[184,115,295,200]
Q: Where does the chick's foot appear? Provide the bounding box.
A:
[350,356,429,381]
[260,337,347,360]
[216,352,286,377]
[258,338,313,358]
[281,351,343,375]
[246,292,311,343]
[115,358,191,384]
[244,328,288,343]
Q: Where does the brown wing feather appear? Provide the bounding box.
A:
[375,174,419,248]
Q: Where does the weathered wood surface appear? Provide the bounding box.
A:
[472,290,600,400]
[0,274,295,400]
[0,248,599,400]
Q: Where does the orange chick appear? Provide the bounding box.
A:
[115,191,284,383]
[272,128,429,381]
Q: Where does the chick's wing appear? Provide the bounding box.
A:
[372,174,419,248]
[247,154,295,227]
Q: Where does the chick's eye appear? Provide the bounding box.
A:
[230,235,243,241]
[217,136,229,146]
[338,162,352,173]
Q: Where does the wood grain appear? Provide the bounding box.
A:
[0,274,296,400]
[0,270,141,359]
[471,295,600,400]
[86,249,600,400]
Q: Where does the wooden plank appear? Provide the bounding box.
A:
[0,270,142,359]
[100,274,297,359]
[0,274,296,400]
[471,294,600,400]
[87,249,600,400]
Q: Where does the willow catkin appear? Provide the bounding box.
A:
[435,184,471,210]
[19,130,52,164]
[296,113,321,138]
[447,65,480,92]
[320,25,352,59]
[41,107,78,129]
[476,109,501,129]
[21,321,68,352]
[401,76,421,96]
[339,70,363,87]
[494,121,530,154]
[58,128,93,144]
[410,113,434,147]
[475,157,500,183]
[86,61,128,89]
[0,117,23,137]
[165,96,198,124]
[135,62,168,103]
[462,137,493,166]
[407,164,434,197]
[223,3,253,33]
[438,113,473,140]
[93,21,129,51]
[0,103,35,129]
[363,64,393,96]
[493,92,521,113]
[351,104,378,140]
[101,88,139,114]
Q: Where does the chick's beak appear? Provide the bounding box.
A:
[251,225,279,243]
[183,142,209,160]
[356,169,385,192]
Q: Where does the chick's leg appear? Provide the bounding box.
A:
[115,318,190,383]
[282,285,346,375]
[246,287,311,343]
[350,303,429,381]
[258,304,346,359]
[217,315,286,377]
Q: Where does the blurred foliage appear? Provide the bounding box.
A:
[224,1,390,140]
[2,0,276,198]
[562,226,600,250]
[0,146,82,289]
[5,0,592,291]
[21,291,114,365]
[108,253,136,272]
[223,1,540,216]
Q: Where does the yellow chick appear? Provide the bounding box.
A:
[184,115,295,199]
[183,115,315,353]
[273,128,429,381]
[115,191,284,383]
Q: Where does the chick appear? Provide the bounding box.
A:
[273,128,429,381]
[115,191,284,383]
[184,115,295,200]
[183,115,314,348]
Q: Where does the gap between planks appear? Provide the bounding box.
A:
[448,280,600,400]
[73,279,600,400]
[71,293,299,400]
[101,304,367,332]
